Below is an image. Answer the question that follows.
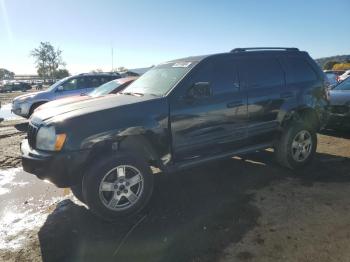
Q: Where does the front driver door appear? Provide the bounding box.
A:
[170,57,248,162]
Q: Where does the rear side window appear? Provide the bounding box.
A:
[238,57,284,89]
[99,76,112,85]
[282,56,318,84]
[88,76,102,88]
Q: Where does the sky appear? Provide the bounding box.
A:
[0,0,349,75]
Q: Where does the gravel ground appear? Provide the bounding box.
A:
[0,90,350,262]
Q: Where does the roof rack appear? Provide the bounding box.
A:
[231,47,299,52]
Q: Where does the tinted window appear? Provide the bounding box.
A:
[187,59,239,95]
[100,76,113,85]
[61,78,78,91]
[211,59,239,94]
[238,57,284,89]
[283,56,318,84]
[88,76,102,88]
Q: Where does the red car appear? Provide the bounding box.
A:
[35,77,137,113]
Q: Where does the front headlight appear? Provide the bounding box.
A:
[36,126,66,151]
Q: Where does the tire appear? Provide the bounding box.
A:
[71,184,85,204]
[274,122,317,170]
[82,153,154,222]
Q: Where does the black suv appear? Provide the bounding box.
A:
[21,47,329,221]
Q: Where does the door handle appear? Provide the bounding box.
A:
[227,100,243,108]
[280,92,294,99]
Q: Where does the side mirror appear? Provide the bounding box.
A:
[56,86,64,92]
[187,82,212,100]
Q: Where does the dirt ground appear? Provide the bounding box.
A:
[0,91,350,262]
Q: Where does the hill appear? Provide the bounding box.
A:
[315,55,350,69]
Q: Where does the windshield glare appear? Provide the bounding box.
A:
[334,79,350,91]
[89,80,119,97]
[123,62,195,96]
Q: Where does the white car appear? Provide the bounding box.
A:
[339,70,350,82]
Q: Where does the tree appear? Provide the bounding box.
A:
[53,69,70,79]
[116,66,128,72]
[90,68,103,73]
[31,42,65,80]
[333,63,350,71]
[323,61,339,70]
[0,68,15,80]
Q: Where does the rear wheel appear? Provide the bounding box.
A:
[274,122,317,169]
[82,153,154,221]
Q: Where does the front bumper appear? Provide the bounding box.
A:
[21,139,90,188]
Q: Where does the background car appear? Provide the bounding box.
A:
[327,78,350,129]
[0,81,32,92]
[324,71,339,88]
[338,70,350,82]
[11,72,120,118]
[35,76,138,112]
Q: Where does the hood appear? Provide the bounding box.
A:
[13,90,48,101]
[36,95,90,112]
[329,90,350,106]
[31,93,157,123]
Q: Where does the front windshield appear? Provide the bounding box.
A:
[334,79,350,91]
[89,80,119,97]
[47,76,71,91]
[122,62,195,96]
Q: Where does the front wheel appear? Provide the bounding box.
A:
[82,154,154,222]
[274,122,317,170]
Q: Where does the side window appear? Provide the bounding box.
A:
[100,76,111,85]
[211,59,239,95]
[61,78,78,91]
[77,77,88,89]
[188,59,239,95]
[238,57,284,89]
[283,56,318,84]
[88,76,101,88]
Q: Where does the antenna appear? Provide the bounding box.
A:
[111,45,114,72]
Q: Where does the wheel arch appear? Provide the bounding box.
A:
[82,134,163,176]
[29,100,48,116]
[279,106,321,131]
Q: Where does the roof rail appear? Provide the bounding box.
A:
[231,47,299,52]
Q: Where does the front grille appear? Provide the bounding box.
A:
[330,105,349,115]
[27,123,39,149]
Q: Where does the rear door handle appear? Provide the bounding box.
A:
[227,100,243,108]
[280,92,294,99]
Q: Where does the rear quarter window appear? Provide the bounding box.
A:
[282,56,318,84]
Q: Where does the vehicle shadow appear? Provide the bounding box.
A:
[320,128,350,139]
[38,150,350,262]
